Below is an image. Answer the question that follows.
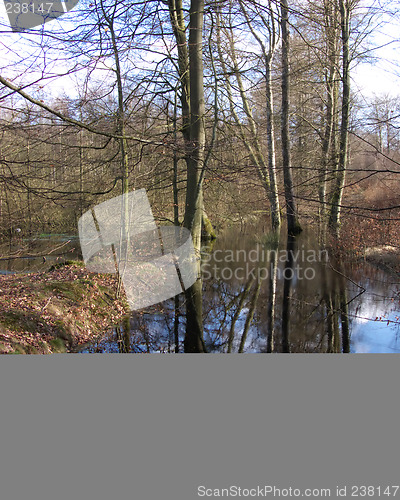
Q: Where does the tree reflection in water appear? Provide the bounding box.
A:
[184,276,206,352]
[78,228,400,354]
[281,236,295,353]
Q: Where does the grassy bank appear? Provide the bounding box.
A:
[337,208,400,276]
[0,262,129,354]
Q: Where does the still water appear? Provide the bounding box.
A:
[78,226,400,353]
[0,234,81,274]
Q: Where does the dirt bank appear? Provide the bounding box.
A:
[0,263,129,354]
[363,245,400,276]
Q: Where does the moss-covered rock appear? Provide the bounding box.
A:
[202,212,217,240]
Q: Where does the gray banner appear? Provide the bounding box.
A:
[1,355,399,500]
[4,0,78,31]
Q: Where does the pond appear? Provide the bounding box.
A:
[0,234,81,274]
[76,226,400,353]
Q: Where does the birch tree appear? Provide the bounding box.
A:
[213,1,282,232]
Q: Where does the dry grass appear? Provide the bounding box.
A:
[0,263,129,354]
[337,176,400,273]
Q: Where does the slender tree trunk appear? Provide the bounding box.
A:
[280,0,302,236]
[172,90,180,226]
[319,76,336,223]
[329,0,351,237]
[168,0,191,144]
[265,56,281,232]
[26,139,32,236]
[79,126,84,218]
[320,0,339,227]
[109,19,130,298]
[237,0,281,232]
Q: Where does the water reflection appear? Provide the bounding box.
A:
[78,227,400,354]
[0,235,80,273]
[282,236,295,353]
[184,273,206,353]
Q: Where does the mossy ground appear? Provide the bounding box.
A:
[0,263,129,354]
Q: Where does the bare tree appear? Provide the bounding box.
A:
[280,0,302,235]
[328,0,353,235]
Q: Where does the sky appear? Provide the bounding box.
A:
[0,0,399,99]
[352,7,400,98]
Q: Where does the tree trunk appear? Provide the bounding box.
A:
[237,0,281,232]
[168,0,191,144]
[280,0,302,236]
[175,0,206,345]
[319,0,339,227]
[169,0,205,252]
[217,4,281,232]
[328,0,351,237]
[265,56,281,232]
[183,0,205,253]
[108,15,130,298]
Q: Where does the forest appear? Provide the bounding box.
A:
[0,0,399,353]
